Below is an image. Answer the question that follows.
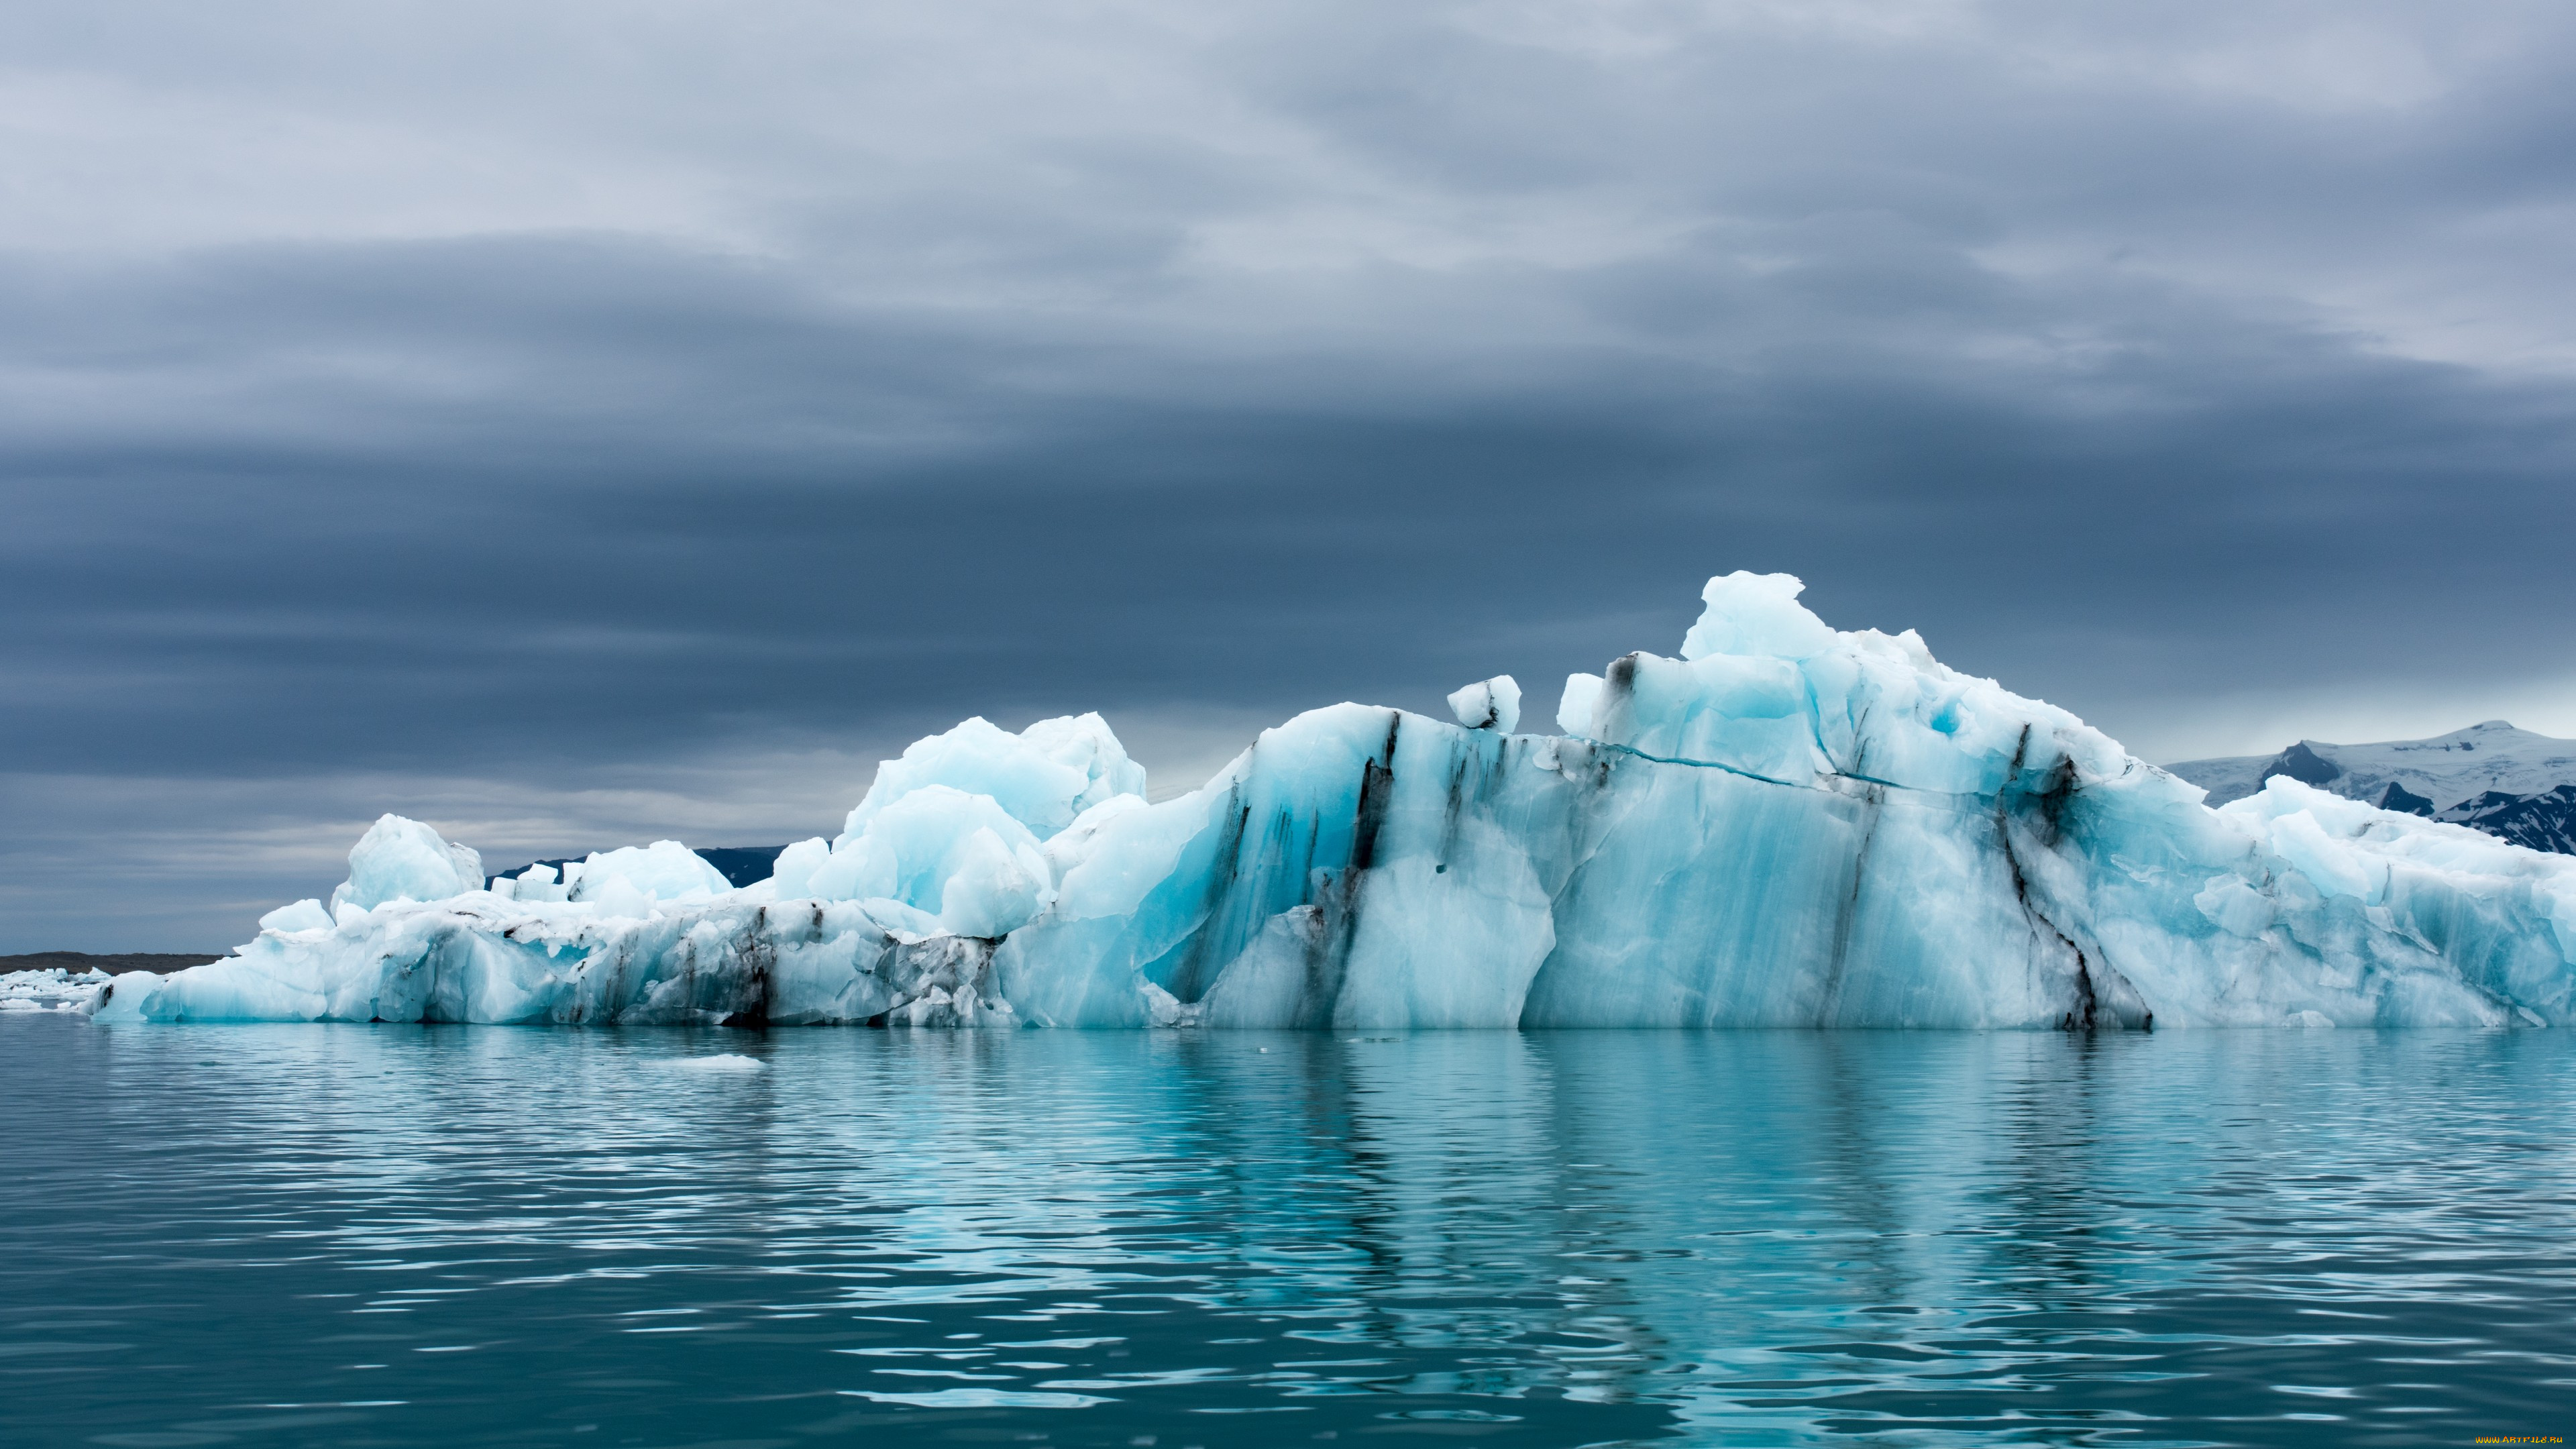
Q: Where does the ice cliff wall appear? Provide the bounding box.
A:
[93,574,2576,1029]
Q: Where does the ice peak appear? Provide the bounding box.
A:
[1680,571,1837,663]
[841,712,1145,843]
[330,814,482,914]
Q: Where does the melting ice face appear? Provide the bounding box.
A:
[91,573,2576,1030]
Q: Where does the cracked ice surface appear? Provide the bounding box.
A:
[92,574,2576,1029]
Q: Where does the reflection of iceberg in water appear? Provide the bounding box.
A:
[23,1024,2574,1442]
[95,572,2576,1027]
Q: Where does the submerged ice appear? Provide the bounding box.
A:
[93,574,2576,1029]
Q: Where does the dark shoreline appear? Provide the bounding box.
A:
[1,951,224,975]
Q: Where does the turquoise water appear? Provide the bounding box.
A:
[3,1018,2571,1447]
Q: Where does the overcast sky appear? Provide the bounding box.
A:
[7,1,2575,950]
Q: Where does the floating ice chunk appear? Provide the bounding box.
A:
[259,898,333,934]
[331,814,482,912]
[1447,675,1521,733]
[1557,673,1604,737]
[1,967,113,1011]
[569,841,730,904]
[673,1053,765,1071]
[841,714,1144,841]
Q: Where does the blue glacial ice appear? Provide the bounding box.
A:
[91,573,2576,1029]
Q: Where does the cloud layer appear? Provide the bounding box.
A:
[7,1,2576,948]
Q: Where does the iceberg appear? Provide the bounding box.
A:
[91,573,2576,1029]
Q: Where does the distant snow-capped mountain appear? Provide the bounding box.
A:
[2165,720,2576,855]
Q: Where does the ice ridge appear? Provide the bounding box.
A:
[90,574,2576,1030]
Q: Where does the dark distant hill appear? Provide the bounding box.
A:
[692,847,792,888]
[487,845,791,890]
[1,951,226,975]
[2438,784,2576,855]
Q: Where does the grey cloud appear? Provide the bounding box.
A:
[4,3,2575,949]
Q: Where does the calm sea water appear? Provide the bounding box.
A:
[3,1017,2570,1448]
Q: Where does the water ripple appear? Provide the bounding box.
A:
[5,1019,2571,1447]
